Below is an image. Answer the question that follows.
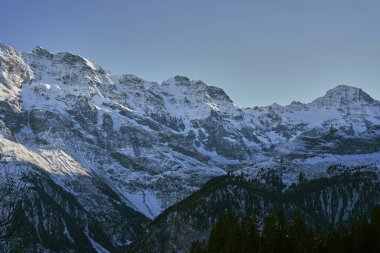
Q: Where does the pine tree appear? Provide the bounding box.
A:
[274,212,290,253]
[262,214,278,253]
[288,211,313,253]
[370,206,380,253]
[189,240,206,253]
[204,206,380,253]
[240,216,260,253]
[208,214,238,253]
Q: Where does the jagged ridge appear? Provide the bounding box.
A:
[0,44,379,252]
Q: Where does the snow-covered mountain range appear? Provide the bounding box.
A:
[0,43,379,252]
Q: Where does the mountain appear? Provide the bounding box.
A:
[0,43,379,252]
[131,168,380,253]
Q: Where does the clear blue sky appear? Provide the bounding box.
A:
[1,0,379,106]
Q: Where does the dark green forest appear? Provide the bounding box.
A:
[190,206,380,253]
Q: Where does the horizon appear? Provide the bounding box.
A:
[4,43,378,108]
[1,0,380,106]
[2,2,380,251]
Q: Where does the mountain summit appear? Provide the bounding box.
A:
[311,85,375,107]
[0,44,379,252]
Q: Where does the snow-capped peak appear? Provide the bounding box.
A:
[311,85,375,107]
[162,75,204,87]
[1,43,380,253]
[31,46,55,59]
[161,76,232,103]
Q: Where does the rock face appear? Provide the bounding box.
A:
[0,43,379,251]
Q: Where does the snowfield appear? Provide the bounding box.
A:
[0,43,380,251]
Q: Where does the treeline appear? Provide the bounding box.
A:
[190,206,380,253]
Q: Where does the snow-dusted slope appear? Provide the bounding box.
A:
[0,43,380,250]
